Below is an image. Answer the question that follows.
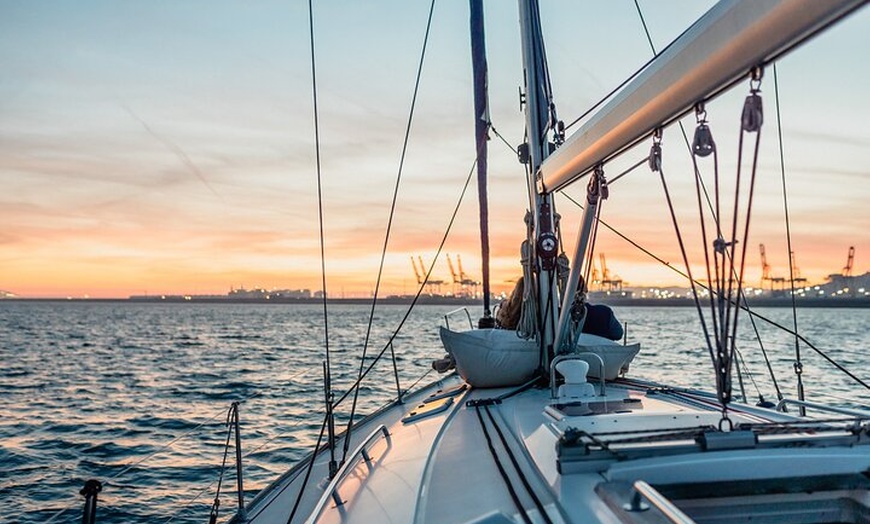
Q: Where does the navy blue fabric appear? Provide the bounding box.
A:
[582,304,624,341]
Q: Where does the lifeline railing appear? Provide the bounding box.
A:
[775,398,870,418]
[305,424,392,523]
[43,365,323,524]
[44,361,434,523]
[443,307,474,331]
[208,402,247,523]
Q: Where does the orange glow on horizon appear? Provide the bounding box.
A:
[1,2,867,300]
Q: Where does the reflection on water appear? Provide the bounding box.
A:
[1,302,867,523]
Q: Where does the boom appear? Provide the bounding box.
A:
[538,0,864,193]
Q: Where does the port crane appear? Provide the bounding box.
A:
[599,253,623,292]
[825,246,858,294]
[410,256,444,294]
[759,244,785,290]
[446,254,479,297]
[843,246,855,277]
[446,254,460,295]
[589,258,600,290]
[789,250,808,286]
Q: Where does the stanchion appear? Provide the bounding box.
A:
[80,479,102,524]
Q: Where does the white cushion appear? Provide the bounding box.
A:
[439,327,539,388]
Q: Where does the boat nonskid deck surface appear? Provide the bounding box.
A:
[243,374,869,524]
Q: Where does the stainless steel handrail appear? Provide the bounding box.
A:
[305,424,391,523]
[443,307,473,331]
[550,353,606,399]
[623,480,696,524]
[775,398,870,418]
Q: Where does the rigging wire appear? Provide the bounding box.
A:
[45,365,318,524]
[334,154,479,409]
[654,141,717,372]
[633,2,722,386]
[606,156,647,186]
[341,0,437,467]
[724,72,765,407]
[207,406,238,523]
[773,63,807,413]
[563,2,697,132]
[740,291,783,401]
[688,110,723,377]
[559,2,865,192]
[490,124,516,157]
[164,478,219,523]
[44,404,235,524]
[558,188,868,392]
[745,312,869,390]
[304,0,337,476]
[633,0,782,405]
[559,191,687,281]
[244,366,440,523]
[285,413,330,524]
[734,345,763,403]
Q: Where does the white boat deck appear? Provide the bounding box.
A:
[242,375,870,524]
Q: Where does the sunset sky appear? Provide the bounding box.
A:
[2,1,868,298]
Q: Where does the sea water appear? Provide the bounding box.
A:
[1,301,867,523]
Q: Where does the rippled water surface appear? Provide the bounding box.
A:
[1,301,867,523]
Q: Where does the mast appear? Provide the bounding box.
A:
[470,0,494,327]
[518,0,559,365]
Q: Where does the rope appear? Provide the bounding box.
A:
[474,406,533,524]
[483,405,553,524]
[733,345,749,403]
[655,150,716,373]
[557,187,867,392]
[635,0,787,402]
[689,137,721,371]
[517,219,537,340]
[739,287,784,402]
[724,79,764,408]
[342,0,437,467]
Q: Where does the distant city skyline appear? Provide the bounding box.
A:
[2,1,868,298]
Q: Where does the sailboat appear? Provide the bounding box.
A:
[194,1,870,523]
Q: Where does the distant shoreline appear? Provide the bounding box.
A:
[2,296,869,308]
